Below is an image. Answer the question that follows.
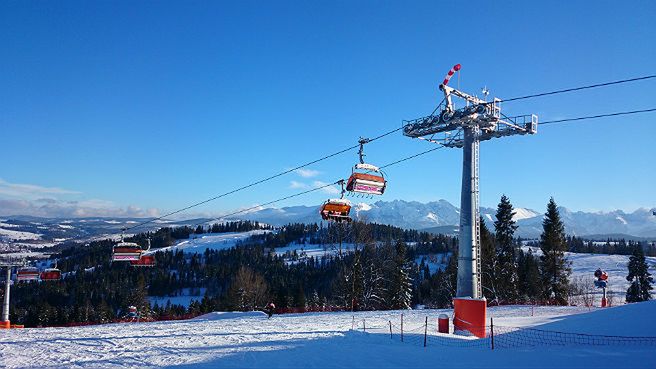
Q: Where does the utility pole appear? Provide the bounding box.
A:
[404,64,537,337]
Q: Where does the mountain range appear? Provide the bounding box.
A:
[229,199,656,239]
[1,200,655,246]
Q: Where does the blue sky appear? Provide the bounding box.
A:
[1,1,655,218]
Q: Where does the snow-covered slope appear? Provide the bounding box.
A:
[147,230,272,254]
[522,247,656,300]
[2,302,654,368]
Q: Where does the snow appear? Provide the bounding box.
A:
[150,288,207,308]
[275,242,359,260]
[522,246,656,299]
[2,302,655,368]
[148,231,271,254]
[416,253,450,274]
[0,228,41,240]
[193,311,267,320]
[616,215,628,225]
[356,202,372,211]
[426,212,439,222]
[512,208,540,221]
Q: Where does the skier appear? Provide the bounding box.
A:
[264,302,275,319]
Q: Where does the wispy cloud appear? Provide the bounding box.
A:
[0,178,160,218]
[0,178,80,198]
[0,198,160,218]
[295,168,320,178]
[289,181,309,189]
[313,181,340,195]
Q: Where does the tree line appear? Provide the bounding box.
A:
[3,202,652,327]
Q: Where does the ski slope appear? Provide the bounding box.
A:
[147,230,271,254]
[1,302,654,368]
[523,246,656,299]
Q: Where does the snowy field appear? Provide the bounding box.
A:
[0,227,41,241]
[1,302,654,368]
[149,288,208,308]
[523,246,656,299]
[147,231,271,254]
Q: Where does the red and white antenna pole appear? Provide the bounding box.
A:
[442,64,461,86]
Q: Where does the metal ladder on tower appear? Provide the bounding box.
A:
[473,127,482,299]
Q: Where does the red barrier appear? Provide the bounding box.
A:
[453,298,487,338]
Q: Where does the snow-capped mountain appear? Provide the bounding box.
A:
[231,200,656,239]
[2,203,655,246]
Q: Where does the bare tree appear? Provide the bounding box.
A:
[570,276,596,307]
[229,266,269,311]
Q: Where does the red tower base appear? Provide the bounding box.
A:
[453,298,487,338]
[0,320,10,329]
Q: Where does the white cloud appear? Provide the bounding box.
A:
[295,168,321,178]
[313,181,340,195]
[0,178,80,199]
[289,181,308,189]
[0,197,160,219]
[0,178,162,218]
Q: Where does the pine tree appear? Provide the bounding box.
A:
[625,246,653,303]
[480,216,499,302]
[539,198,571,305]
[517,249,541,302]
[389,241,412,309]
[494,195,519,303]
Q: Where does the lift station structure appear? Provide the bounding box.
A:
[403,64,537,336]
[0,258,26,329]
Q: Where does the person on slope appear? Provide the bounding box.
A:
[264,302,276,319]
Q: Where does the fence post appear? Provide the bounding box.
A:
[490,317,494,350]
[352,315,355,330]
[389,320,392,339]
[423,316,428,347]
[401,313,404,342]
[363,319,366,333]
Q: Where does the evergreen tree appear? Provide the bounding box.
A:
[625,246,653,303]
[480,216,499,302]
[539,198,571,305]
[494,195,519,303]
[517,249,541,302]
[389,241,412,309]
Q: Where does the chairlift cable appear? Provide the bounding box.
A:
[123,76,656,233]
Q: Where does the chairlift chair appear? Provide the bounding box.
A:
[320,198,352,223]
[16,267,40,282]
[112,242,143,262]
[346,137,387,196]
[346,163,387,195]
[40,268,62,281]
[112,231,150,262]
[130,254,155,267]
